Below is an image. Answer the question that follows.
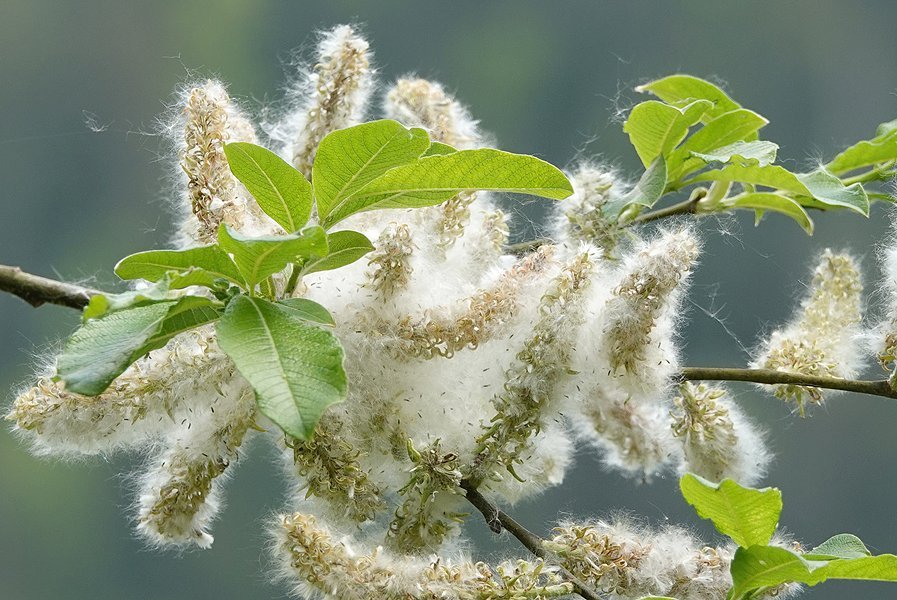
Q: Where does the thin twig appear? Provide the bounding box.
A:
[679,366,897,399]
[0,264,98,310]
[504,198,700,255]
[630,196,700,225]
[460,480,604,600]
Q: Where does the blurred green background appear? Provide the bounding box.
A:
[3,1,897,598]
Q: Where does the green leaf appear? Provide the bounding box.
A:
[725,192,814,234]
[624,100,711,166]
[729,545,897,600]
[820,554,897,581]
[806,534,872,560]
[689,163,868,217]
[224,142,313,232]
[301,230,374,275]
[878,118,897,136]
[668,109,769,181]
[689,163,809,195]
[216,295,346,440]
[276,298,335,326]
[133,297,222,357]
[680,474,782,548]
[636,74,741,121]
[313,120,431,225]
[58,302,175,395]
[797,168,869,215]
[618,156,667,211]
[115,246,244,287]
[691,140,779,166]
[328,149,573,226]
[56,297,220,395]
[827,125,897,175]
[423,141,457,156]
[729,546,823,600]
[217,224,328,287]
[83,277,177,321]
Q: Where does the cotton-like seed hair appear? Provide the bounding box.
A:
[752,249,863,414]
[272,512,572,599]
[547,518,802,600]
[602,227,699,394]
[135,389,254,549]
[173,80,276,246]
[272,25,374,178]
[553,163,627,255]
[671,382,770,485]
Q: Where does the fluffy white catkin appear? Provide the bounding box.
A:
[547,518,802,600]
[174,80,277,246]
[7,24,823,600]
[873,221,897,386]
[671,382,770,485]
[559,228,700,479]
[752,249,864,414]
[273,25,373,178]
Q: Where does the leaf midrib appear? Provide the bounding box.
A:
[123,260,239,283]
[235,144,297,231]
[246,297,298,425]
[632,103,686,164]
[325,127,415,218]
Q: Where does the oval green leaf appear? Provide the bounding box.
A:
[806,534,872,560]
[827,123,897,175]
[730,545,897,600]
[313,119,431,224]
[57,297,221,395]
[618,156,667,211]
[216,295,346,440]
[689,163,810,195]
[691,140,779,166]
[224,142,313,232]
[635,74,741,121]
[217,224,328,287]
[725,192,814,234]
[668,109,769,182]
[624,99,711,166]
[680,473,782,548]
[324,149,573,227]
[797,168,869,216]
[301,230,374,275]
[276,298,335,326]
[115,246,244,287]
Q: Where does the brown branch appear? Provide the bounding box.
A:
[679,366,897,400]
[460,479,603,600]
[0,264,99,310]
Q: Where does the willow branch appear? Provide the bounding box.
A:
[630,196,700,225]
[505,198,700,255]
[4,266,897,405]
[0,264,98,310]
[460,479,603,600]
[679,366,897,399]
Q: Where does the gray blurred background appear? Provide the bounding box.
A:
[2,1,897,598]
